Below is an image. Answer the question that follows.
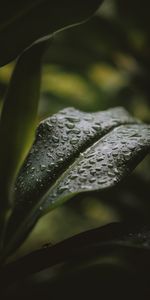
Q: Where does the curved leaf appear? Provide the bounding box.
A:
[2,222,150,285]
[3,107,150,257]
[0,42,47,239]
[0,0,103,67]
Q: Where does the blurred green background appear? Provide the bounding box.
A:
[1,0,150,259]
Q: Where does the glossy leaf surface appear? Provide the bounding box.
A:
[3,107,150,257]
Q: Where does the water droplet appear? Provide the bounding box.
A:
[47,152,53,158]
[50,117,57,123]
[89,177,96,183]
[97,156,104,162]
[66,123,75,129]
[83,164,91,169]
[56,151,64,157]
[70,138,78,145]
[70,174,78,180]
[66,116,80,123]
[26,162,31,167]
[121,141,126,145]
[114,168,119,175]
[108,163,113,168]
[52,136,59,143]
[90,170,96,175]
[131,133,141,138]
[72,128,81,134]
[98,179,107,184]
[63,136,68,141]
[80,177,87,182]
[31,167,35,172]
[108,171,114,177]
[89,159,95,165]
[96,167,101,171]
[112,152,118,157]
[92,125,101,131]
[128,144,136,150]
[45,120,53,127]
[81,185,92,190]
[112,145,119,150]
[113,178,118,183]
[58,186,68,192]
[58,158,63,163]
[124,152,131,158]
[40,164,46,171]
[83,129,90,134]
[37,133,42,138]
[84,115,93,121]
[95,121,101,126]
[78,168,85,174]
[58,122,64,128]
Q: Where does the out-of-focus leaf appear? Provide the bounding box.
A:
[3,107,150,257]
[0,0,103,67]
[116,0,150,32]
[2,222,150,285]
[0,42,47,236]
[44,16,131,71]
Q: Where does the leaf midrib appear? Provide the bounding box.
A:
[39,119,140,204]
[19,120,140,208]
[3,120,140,258]
[39,121,141,209]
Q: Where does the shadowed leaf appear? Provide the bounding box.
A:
[0,42,47,238]
[0,0,103,66]
[2,222,150,286]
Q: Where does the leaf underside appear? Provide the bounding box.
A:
[3,107,150,257]
[2,222,150,286]
[0,0,103,66]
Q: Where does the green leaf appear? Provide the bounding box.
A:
[0,42,47,237]
[3,107,150,257]
[2,222,150,285]
[0,0,103,67]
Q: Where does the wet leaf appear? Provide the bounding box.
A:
[0,0,103,66]
[3,107,150,257]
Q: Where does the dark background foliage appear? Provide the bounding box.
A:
[0,0,150,298]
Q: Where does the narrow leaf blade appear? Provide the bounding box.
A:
[0,0,103,66]
[2,222,150,285]
[0,42,47,236]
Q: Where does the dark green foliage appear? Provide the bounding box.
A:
[0,1,150,299]
[3,107,150,257]
[0,0,103,66]
[2,223,150,299]
[0,41,48,241]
